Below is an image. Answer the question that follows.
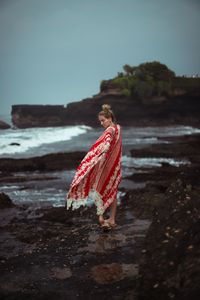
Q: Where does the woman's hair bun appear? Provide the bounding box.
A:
[102,104,111,112]
[99,103,116,123]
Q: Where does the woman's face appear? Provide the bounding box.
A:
[98,115,112,128]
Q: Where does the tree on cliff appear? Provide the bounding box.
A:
[121,61,175,99]
[123,64,137,76]
[137,61,175,81]
[101,61,177,100]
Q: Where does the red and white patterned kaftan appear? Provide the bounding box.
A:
[66,124,122,215]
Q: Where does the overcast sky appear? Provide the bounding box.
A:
[0,0,200,114]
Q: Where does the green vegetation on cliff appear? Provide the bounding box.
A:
[101,61,200,100]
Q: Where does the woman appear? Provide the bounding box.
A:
[66,104,122,230]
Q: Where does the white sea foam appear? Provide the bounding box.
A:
[122,137,163,145]
[122,155,190,168]
[123,125,200,137]
[0,125,91,156]
[1,125,199,158]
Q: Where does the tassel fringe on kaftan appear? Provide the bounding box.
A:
[66,124,122,215]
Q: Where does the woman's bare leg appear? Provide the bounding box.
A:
[108,198,117,225]
[99,198,117,227]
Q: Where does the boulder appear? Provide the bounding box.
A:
[0,193,15,208]
[9,142,20,146]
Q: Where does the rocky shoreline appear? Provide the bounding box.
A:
[0,151,86,174]
[0,133,200,299]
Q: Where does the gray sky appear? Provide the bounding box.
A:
[0,0,200,114]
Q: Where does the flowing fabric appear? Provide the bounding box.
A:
[66,124,122,215]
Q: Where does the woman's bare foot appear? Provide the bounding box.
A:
[109,198,117,226]
[106,218,117,228]
[101,221,112,232]
[99,215,105,226]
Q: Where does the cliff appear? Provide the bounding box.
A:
[11,105,67,128]
[61,92,200,127]
[11,92,200,128]
[11,62,200,128]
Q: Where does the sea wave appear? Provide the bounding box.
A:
[122,155,190,168]
[0,125,91,156]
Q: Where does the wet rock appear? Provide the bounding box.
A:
[0,129,199,299]
[51,267,72,279]
[138,178,200,300]
[9,142,20,146]
[41,207,74,225]
[0,193,15,209]
[0,151,86,172]
[131,133,200,162]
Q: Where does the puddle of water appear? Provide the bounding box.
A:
[90,263,139,284]
[78,218,150,254]
[78,232,129,254]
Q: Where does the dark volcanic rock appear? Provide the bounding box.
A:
[9,142,20,146]
[0,151,86,172]
[0,193,15,208]
[138,176,200,300]
[64,93,200,127]
[0,193,149,300]
[0,130,200,299]
[0,120,11,129]
[11,104,67,128]
[131,134,200,159]
[11,92,200,128]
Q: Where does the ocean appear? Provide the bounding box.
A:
[1,120,200,207]
[0,125,91,157]
[1,123,200,159]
